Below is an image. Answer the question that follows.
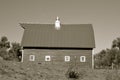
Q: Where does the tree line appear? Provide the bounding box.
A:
[94,37,120,69]
[0,36,22,61]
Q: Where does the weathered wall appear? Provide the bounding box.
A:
[23,49,92,68]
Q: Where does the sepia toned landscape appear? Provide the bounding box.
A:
[0,0,120,80]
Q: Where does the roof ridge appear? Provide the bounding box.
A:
[20,23,92,25]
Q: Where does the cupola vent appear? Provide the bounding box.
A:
[55,16,61,30]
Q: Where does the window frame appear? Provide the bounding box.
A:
[80,56,86,62]
[45,55,51,61]
[64,56,70,62]
[29,55,35,61]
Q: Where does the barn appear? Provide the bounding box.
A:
[20,18,95,68]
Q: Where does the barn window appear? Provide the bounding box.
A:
[65,56,70,62]
[45,55,51,61]
[80,56,86,62]
[29,55,35,61]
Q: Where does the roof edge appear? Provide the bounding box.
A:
[22,46,93,50]
[19,23,26,29]
[20,23,93,29]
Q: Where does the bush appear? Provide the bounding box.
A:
[68,71,79,79]
[65,66,86,80]
[0,48,9,60]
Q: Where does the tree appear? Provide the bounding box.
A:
[94,49,109,68]
[8,42,22,61]
[112,37,120,49]
[95,37,120,69]
[0,36,10,49]
[0,36,22,61]
[0,36,10,60]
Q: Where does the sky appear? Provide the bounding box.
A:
[0,0,120,53]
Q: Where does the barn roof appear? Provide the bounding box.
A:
[20,24,95,48]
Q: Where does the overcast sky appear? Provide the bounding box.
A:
[0,0,120,53]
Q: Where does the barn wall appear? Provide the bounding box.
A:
[23,49,92,68]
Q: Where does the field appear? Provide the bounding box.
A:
[0,60,120,80]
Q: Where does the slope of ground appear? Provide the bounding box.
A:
[0,60,120,80]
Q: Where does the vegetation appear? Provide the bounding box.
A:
[66,66,80,80]
[66,68,86,80]
[0,36,22,61]
[95,37,120,69]
[105,70,120,80]
[1,59,120,80]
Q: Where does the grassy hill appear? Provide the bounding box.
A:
[0,60,120,80]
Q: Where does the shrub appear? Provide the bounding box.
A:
[65,66,86,80]
[0,48,9,60]
[68,70,79,79]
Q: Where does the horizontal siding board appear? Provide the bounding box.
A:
[23,49,92,68]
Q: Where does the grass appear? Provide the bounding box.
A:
[0,60,120,80]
